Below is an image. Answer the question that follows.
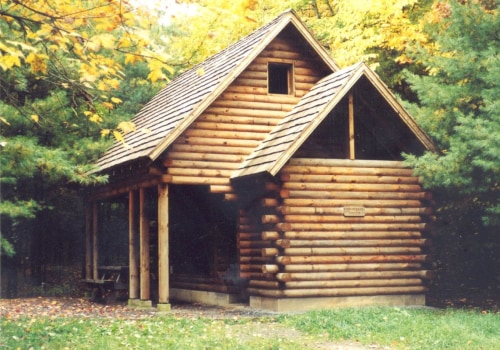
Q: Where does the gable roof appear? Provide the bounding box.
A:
[94,10,339,173]
[231,62,438,179]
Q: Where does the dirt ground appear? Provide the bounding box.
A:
[0,297,391,350]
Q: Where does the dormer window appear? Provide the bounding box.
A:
[268,62,293,95]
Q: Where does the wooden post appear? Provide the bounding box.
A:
[85,202,92,280]
[129,190,139,300]
[92,201,99,280]
[139,187,150,302]
[348,92,355,160]
[157,183,170,309]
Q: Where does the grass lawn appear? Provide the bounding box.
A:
[1,307,499,349]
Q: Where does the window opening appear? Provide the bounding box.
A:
[268,63,293,95]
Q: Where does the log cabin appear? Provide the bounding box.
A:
[85,10,438,311]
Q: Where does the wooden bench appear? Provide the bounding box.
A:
[82,266,129,302]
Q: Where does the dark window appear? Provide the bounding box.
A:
[268,63,292,94]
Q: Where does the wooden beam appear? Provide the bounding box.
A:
[92,201,98,280]
[158,184,170,305]
[85,203,92,280]
[128,190,139,300]
[139,188,150,301]
[349,93,355,159]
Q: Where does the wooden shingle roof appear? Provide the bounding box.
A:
[94,10,339,173]
[231,62,438,179]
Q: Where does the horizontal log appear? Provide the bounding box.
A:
[204,106,286,119]
[239,272,276,280]
[283,278,423,289]
[252,56,319,69]
[277,206,432,216]
[276,255,430,265]
[166,151,245,163]
[282,214,422,224]
[224,85,269,95]
[238,232,262,240]
[262,264,280,274]
[233,77,267,88]
[239,264,264,272]
[281,165,414,177]
[210,185,233,194]
[278,246,422,256]
[247,285,427,298]
[279,173,422,185]
[248,280,280,289]
[167,168,233,178]
[276,238,430,248]
[168,175,229,186]
[262,248,280,257]
[276,222,428,232]
[192,121,275,133]
[282,198,424,208]
[282,182,423,194]
[261,49,303,60]
[218,92,299,105]
[276,270,433,282]
[183,128,268,141]
[165,159,237,170]
[169,143,253,155]
[239,240,273,249]
[262,198,279,207]
[262,231,281,240]
[176,135,260,148]
[262,215,281,224]
[279,263,423,272]
[277,231,424,240]
[280,189,432,200]
[240,248,263,256]
[199,113,281,126]
[288,158,408,168]
[239,256,272,264]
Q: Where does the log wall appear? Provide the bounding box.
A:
[247,158,433,299]
[162,34,329,292]
[163,35,328,196]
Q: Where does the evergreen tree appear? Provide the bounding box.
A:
[404,0,500,227]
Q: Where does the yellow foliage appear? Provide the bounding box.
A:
[26,52,49,74]
[30,114,39,123]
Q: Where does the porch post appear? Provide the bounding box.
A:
[348,92,355,160]
[139,187,151,305]
[157,183,170,311]
[92,201,99,280]
[128,190,139,301]
[85,202,92,280]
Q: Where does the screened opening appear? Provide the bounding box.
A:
[268,63,293,94]
[296,77,426,160]
[169,185,237,278]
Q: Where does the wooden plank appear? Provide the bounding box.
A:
[92,202,98,280]
[277,206,432,216]
[192,121,275,133]
[169,143,253,156]
[281,165,414,177]
[279,173,421,185]
[85,203,92,280]
[176,135,260,148]
[279,231,424,240]
[349,93,355,159]
[272,246,423,256]
[279,262,423,272]
[281,182,423,192]
[248,285,427,298]
[276,222,427,231]
[282,198,423,208]
[280,189,432,200]
[128,190,139,299]
[276,238,429,248]
[276,270,433,281]
[281,214,422,223]
[277,254,429,265]
[158,184,169,304]
[139,188,150,301]
[199,113,281,126]
[166,151,246,163]
[183,128,269,141]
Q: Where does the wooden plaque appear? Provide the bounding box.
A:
[343,206,366,217]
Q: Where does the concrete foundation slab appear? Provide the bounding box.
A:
[250,294,426,312]
[170,288,240,306]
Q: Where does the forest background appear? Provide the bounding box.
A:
[0,0,498,303]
